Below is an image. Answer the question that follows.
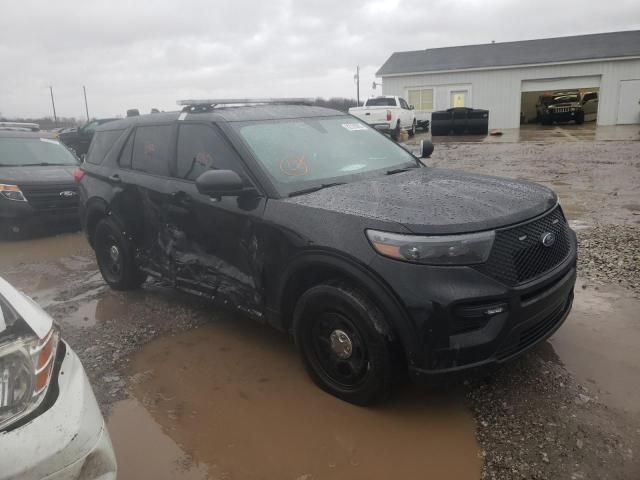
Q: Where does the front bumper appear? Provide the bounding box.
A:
[0,198,79,233]
[547,110,580,122]
[369,231,578,377]
[0,342,117,480]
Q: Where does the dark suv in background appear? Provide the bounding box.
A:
[58,118,118,156]
[0,130,80,237]
[77,100,577,405]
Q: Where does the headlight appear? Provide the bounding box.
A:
[366,229,495,265]
[0,326,59,430]
[0,184,27,202]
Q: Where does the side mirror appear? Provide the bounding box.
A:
[410,105,415,110]
[420,139,434,158]
[196,170,245,197]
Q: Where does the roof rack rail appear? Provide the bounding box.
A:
[177,98,314,113]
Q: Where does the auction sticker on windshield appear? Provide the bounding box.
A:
[342,123,367,131]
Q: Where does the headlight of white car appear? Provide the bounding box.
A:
[366,229,495,265]
[0,326,59,430]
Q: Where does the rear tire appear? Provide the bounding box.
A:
[293,281,394,405]
[391,121,401,141]
[94,217,146,290]
[409,120,416,137]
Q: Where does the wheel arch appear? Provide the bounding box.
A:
[276,251,416,356]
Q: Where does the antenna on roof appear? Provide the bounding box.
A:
[177,98,314,112]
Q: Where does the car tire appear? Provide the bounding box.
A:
[391,121,401,141]
[293,281,394,405]
[541,116,553,126]
[575,112,584,125]
[409,120,416,137]
[94,217,146,290]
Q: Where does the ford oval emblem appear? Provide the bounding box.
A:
[541,232,556,247]
[59,190,77,198]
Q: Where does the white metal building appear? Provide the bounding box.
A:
[377,30,640,129]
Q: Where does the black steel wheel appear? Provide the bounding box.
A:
[294,282,394,405]
[94,217,146,290]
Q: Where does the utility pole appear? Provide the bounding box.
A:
[354,65,360,106]
[83,86,90,121]
[49,86,58,126]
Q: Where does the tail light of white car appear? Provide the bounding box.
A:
[386,110,392,121]
[0,325,60,430]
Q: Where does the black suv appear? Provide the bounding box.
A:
[78,101,577,405]
[0,130,80,237]
[58,118,118,156]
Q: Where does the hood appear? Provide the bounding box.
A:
[0,165,77,186]
[285,168,557,235]
[0,276,52,338]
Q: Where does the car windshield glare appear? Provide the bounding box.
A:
[0,138,78,166]
[233,116,418,195]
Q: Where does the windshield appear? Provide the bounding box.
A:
[0,138,78,166]
[233,116,419,195]
[365,97,396,107]
[551,94,579,104]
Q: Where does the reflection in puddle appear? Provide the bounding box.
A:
[108,398,209,480]
[111,320,480,480]
[63,292,132,328]
[546,282,640,413]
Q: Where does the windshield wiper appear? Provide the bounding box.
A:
[288,182,346,197]
[386,165,419,175]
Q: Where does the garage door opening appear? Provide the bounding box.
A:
[520,88,600,126]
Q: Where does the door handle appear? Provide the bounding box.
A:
[109,173,121,183]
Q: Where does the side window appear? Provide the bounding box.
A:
[83,121,99,134]
[175,124,245,181]
[86,129,125,165]
[131,125,172,176]
[399,98,409,109]
[118,130,135,168]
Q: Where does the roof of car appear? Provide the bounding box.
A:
[0,130,56,138]
[377,30,640,76]
[96,104,344,131]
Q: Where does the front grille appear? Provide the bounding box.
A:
[476,206,572,286]
[19,184,79,212]
[551,107,572,113]
[496,292,571,361]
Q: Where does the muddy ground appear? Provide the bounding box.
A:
[1,129,639,479]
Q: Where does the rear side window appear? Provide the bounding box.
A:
[365,97,396,107]
[86,129,125,165]
[131,125,172,176]
[175,124,245,181]
[118,131,134,168]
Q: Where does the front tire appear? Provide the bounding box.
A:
[94,217,146,290]
[293,282,394,405]
[409,120,416,137]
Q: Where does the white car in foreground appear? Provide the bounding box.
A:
[0,277,116,480]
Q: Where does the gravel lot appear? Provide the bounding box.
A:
[1,130,638,479]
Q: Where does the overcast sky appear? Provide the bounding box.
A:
[1,0,638,120]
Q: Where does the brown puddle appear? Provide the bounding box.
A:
[544,282,640,414]
[109,318,481,480]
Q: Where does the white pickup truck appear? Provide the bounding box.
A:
[348,96,416,140]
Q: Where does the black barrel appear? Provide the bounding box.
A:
[431,107,489,135]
